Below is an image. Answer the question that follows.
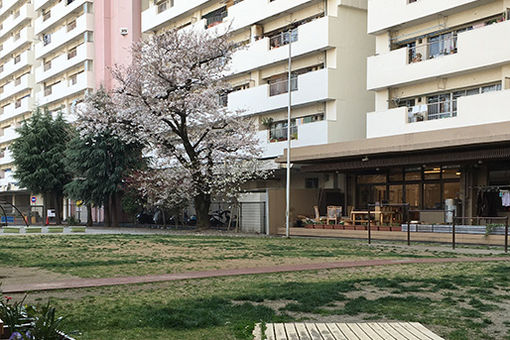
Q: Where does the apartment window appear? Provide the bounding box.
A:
[69,73,78,85]
[43,33,51,46]
[428,32,457,60]
[67,20,76,32]
[156,0,173,14]
[203,7,227,29]
[14,31,20,41]
[13,9,19,19]
[43,9,51,21]
[0,64,3,73]
[44,60,51,71]
[0,44,3,51]
[14,77,21,86]
[14,55,20,64]
[15,99,21,108]
[67,47,77,59]
[268,75,297,96]
[67,0,76,5]
[404,82,502,122]
[44,85,52,96]
[0,149,5,159]
[269,28,298,49]
[269,119,297,142]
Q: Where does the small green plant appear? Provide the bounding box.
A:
[485,224,504,236]
[27,302,66,340]
[261,117,273,127]
[66,215,80,226]
[0,294,30,334]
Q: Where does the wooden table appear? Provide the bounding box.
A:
[259,322,444,340]
[351,210,396,225]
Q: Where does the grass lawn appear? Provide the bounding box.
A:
[0,234,491,279]
[0,234,508,339]
[9,261,510,340]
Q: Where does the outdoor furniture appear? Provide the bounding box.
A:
[326,206,343,225]
[314,206,327,223]
[351,210,382,225]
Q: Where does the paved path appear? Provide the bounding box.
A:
[2,257,508,294]
[256,322,444,340]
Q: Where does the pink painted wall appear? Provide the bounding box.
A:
[94,0,142,90]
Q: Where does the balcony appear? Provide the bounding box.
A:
[227,68,335,116]
[0,96,33,123]
[36,70,94,106]
[367,20,510,90]
[229,16,337,75]
[0,74,32,101]
[0,149,14,166]
[366,89,510,138]
[35,13,93,59]
[0,49,33,83]
[35,42,94,83]
[368,0,479,34]
[0,2,34,41]
[34,0,90,35]
[141,0,209,33]
[141,0,311,33]
[0,0,20,18]
[0,127,19,145]
[257,120,329,158]
[0,26,33,60]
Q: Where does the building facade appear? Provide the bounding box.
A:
[279,0,510,233]
[0,0,141,223]
[141,0,374,232]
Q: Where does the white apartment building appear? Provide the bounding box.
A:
[0,0,35,200]
[0,0,141,224]
[367,0,510,138]
[141,0,375,232]
[273,0,510,234]
[142,0,374,159]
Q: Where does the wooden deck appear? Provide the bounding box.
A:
[257,322,444,340]
[279,227,507,246]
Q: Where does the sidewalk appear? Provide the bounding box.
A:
[2,256,508,294]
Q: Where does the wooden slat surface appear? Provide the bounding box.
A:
[261,323,444,340]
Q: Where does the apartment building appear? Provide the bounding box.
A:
[0,0,141,222]
[275,0,510,233]
[0,0,36,204]
[142,0,374,232]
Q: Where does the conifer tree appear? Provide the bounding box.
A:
[10,107,71,224]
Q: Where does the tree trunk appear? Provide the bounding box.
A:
[194,193,211,230]
[43,193,48,226]
[104,199,111,227]
[54,193,62,225]
[111,193,119,228]
[87,204,93,227]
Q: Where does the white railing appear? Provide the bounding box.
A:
[35,42,93,83]
[36,71,94,105]
[0,49,32,82]
[0,2,32,41]
[0,26,32,60]
[268,77,298,96]
[0,96,32,122]
[34,0,89,35]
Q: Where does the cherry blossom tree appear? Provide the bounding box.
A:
[82,28,265,229]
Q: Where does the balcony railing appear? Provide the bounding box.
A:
[407,102,457,123]
[407,36,457,63]
[269,29,298,50]
[268,77,297,96]
[269,125,297,143]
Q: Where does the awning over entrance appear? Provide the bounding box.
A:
[276,121,510,171]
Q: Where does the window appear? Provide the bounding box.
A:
[14,31,20,41]
[14,55,20,64]
[67,20,76,32]
[156,0,174,14]
[13,9,19,19]
[305,178,319,189]
[69,73,78,85]
[269,28,298,49]
[44,85,52,96]
[44,60,51,71]
[15,99,21,108]
[43,9,51,21]
[67,47,77,59]
[14,77,21,86]
[268,75,297,96]
[203,7,227,29]
[43,34,51,46]
[269,120,297,142]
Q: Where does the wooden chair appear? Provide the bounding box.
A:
[326,206,343,225]
[314,206,327,223]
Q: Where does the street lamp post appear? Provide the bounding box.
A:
[285,29,292,238]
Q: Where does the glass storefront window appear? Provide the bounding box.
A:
[389,184,403,204]
[405,184,420,209]
[405,167,421,181]
[357,174,386,184]
[389,169,403,182]
[424,183,441,209]
[443,182,460,201]
[424,167,441,180]
[442,166,461,179]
